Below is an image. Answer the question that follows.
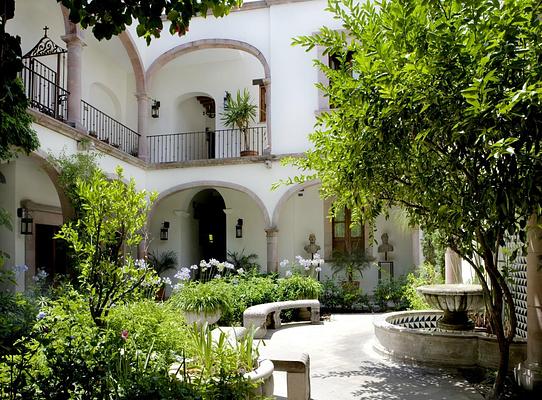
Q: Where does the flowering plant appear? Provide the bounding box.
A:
[280,253,325,280]
[171,258,237,289]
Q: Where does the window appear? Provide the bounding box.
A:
[332,206,364,254]
[259,84,266,122]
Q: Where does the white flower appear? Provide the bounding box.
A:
[224,262,235,270]
[217,263,225,272]
[279,259,289,268]
[190,264,198,270]
[134,259,149,270]
[314,253,321,260]
[315,267,322,272]
[162,277,172,286]
[209,258,220,267]
[213,274,221,279]
[174,267,191,281]
[304,266,310,271]
[13,265,28,274]
[173,283,184,291]
[295,255,303,263]
[285,270,292,278]
[237,268,245,275]
[200,260,208,269]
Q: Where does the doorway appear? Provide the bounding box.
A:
[192,189,226,262]
[35,224,68,281]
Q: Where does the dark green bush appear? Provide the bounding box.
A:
[277,274,322,301]
[319,279,370,310]
[0,291,38,351]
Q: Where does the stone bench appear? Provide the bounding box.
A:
[243,299,320,339]
[268,351,311,400]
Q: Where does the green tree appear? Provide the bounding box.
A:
[291,0,542,397]
[55,167,159,326]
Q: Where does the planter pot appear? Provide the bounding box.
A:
[240,150,258,157]
[183,309,221,326]
[245,358,274,397]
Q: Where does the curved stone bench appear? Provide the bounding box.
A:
[243,299,320,339]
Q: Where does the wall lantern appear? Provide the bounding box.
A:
[235,219,243,238]
[151,99,160,118]
[160,221,170,240]
[223,91,231,109]
[17,208,33,235]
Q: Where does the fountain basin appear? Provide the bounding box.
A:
[373,311,526,370]
[417,284,484,330]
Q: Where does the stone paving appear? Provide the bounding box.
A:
[259,313,483,400]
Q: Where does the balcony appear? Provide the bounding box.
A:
[81,100,140,157]
[147,127,267,163]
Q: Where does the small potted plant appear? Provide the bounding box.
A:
[169,280,231,326]
[221,89,258,157]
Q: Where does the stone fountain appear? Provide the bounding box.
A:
[417,284,485,331]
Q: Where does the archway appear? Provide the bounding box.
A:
[191,189,226,262]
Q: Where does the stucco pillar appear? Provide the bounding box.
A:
[515,215,542,392]
[61,33,85,129]
[265,227,279,274]
[445,248,462,284]
[136,93,150,161]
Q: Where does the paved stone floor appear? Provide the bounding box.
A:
[259,313,483,400]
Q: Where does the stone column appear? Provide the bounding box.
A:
[136,93,150,161]
[265,227,279,274]
[263,78,271,154]
[515,215,542,392]
[445,248,462,284]
[61,33,85,129]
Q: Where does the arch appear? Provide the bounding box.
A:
[119,31,147,94]
[146,39,270,84]
[30,149,74,221]
[148,180,271,228]
[146,39,272,153]
[271,180,321,227]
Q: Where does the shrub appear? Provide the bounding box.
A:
[169,280,232,315]
[319,279,369,311]
[373,276,408,311]
[402,262,444,310]
[277,274,322,300]
[0,291,38,351]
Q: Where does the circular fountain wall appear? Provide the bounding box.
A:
[373,310,527,369]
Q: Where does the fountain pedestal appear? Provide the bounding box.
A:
[417,284,484,331]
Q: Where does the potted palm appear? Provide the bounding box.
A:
[331,247,376,289]
[221,89,258,156]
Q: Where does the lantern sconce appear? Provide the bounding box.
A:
[235,218,243,238]
[223,91,231,109]
[160,221,169,240]
[17,207,33,235]
[151,99,160,118]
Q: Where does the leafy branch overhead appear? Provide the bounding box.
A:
[58,0,242,43]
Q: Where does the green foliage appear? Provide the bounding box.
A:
[373,276,408,311]
[227,250,260,274]
[106,299,190,361]
[0,291,38,352]
[402,262,444,310]
[221,89,257,151]
[277,274,322,300]
[169,280,232,314]
[292,0,542,392]
[0,18,38,161]
[220,275,278,325]
[55,167,159,326]
[148,250,178,275]
[58,0,242,44]
[319,279,369,310]
[421,231,447,278]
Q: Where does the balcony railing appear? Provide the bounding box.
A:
[147,127,266,163]
[21,61,68,121]
[81,100,140,156]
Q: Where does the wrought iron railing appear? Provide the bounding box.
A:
[147,127,266,163]
[81,100,140,156]
[20,61,69,121]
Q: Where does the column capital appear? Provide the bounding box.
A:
[265,227,279,236]
[135,92,151,101]
[61,33,86,47]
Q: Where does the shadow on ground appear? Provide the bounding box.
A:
[312,360,480,400]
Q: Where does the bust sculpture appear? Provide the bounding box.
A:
[304,233,321,257]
